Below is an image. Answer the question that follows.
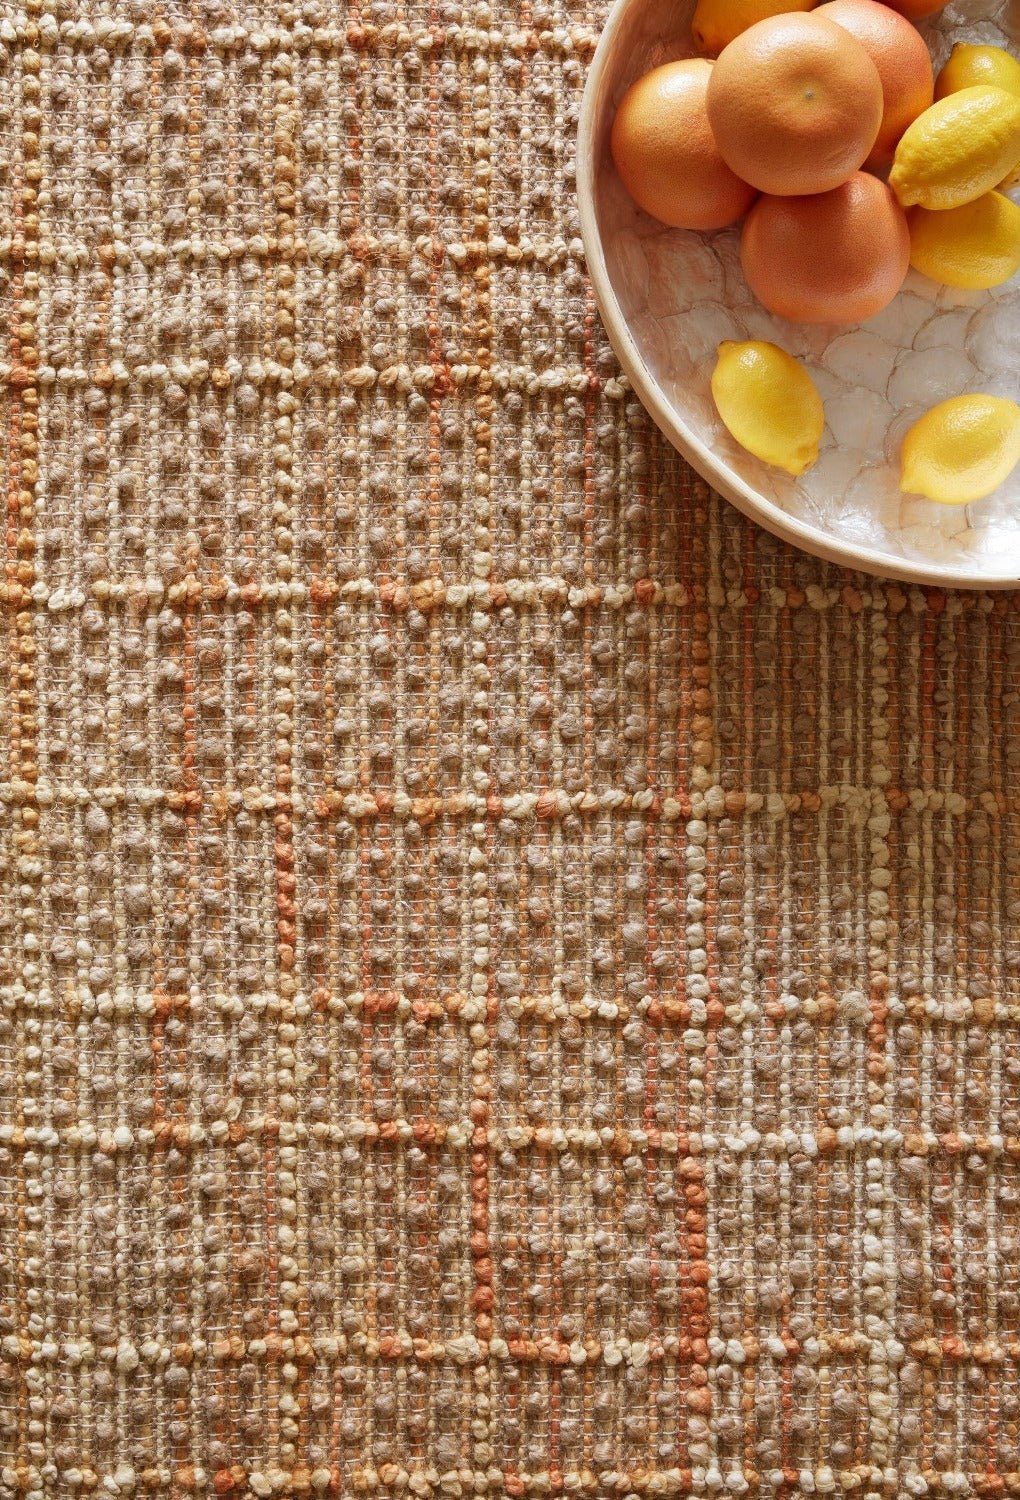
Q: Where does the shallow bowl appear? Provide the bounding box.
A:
[577,0,1020,586]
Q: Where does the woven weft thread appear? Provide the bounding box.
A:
[0,1,1018,1496]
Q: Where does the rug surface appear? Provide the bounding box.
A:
[1,1,1019,1495]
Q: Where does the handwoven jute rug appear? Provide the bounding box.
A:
[1,1,1019,1496]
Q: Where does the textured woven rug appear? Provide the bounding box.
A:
[1,1,1019,1496]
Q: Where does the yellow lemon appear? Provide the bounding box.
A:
[908,192,1020,289]
[691,0,815,55]
[711,340,824,476]
[935,48,1020,188]
[935,43,1020,102]
[889,86,1020,210]
[900,395,1020,504]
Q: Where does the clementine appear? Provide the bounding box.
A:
[610,60,757,229]
[740,171,910,323]
[817,0,934,165]
[706,12,884,195]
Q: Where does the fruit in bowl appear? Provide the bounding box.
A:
[692,0,815,54]
[741,171,910,322]
[706,12,884,194]
[881,0,945,22]
[611,59,757,227]
[601,0,1020,508]
[889,84,1020,209]
[901,397,1020,504]
[815,0,933,167]
[907,192,1020,289]
[935,41,1020,102]
[711,340,825,473]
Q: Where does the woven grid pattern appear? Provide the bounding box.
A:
[1,1,1019,1495]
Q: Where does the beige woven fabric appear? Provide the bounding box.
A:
[1,1,1019,1495]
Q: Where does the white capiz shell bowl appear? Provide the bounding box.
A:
[577,0,1020,586]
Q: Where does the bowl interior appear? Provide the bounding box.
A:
[578,0,1020,586]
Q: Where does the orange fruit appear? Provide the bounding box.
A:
[741,171,910,323]
[610,60,757,230]
[881,0,945,19]
[692,0,817,57]
[706,13,885,195]
[816,0,934,165]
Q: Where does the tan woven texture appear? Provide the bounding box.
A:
[1,1,1020,1496]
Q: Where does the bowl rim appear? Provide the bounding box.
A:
[576,0,1020,590]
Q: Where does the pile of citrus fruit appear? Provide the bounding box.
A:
[610,0,1020,504]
